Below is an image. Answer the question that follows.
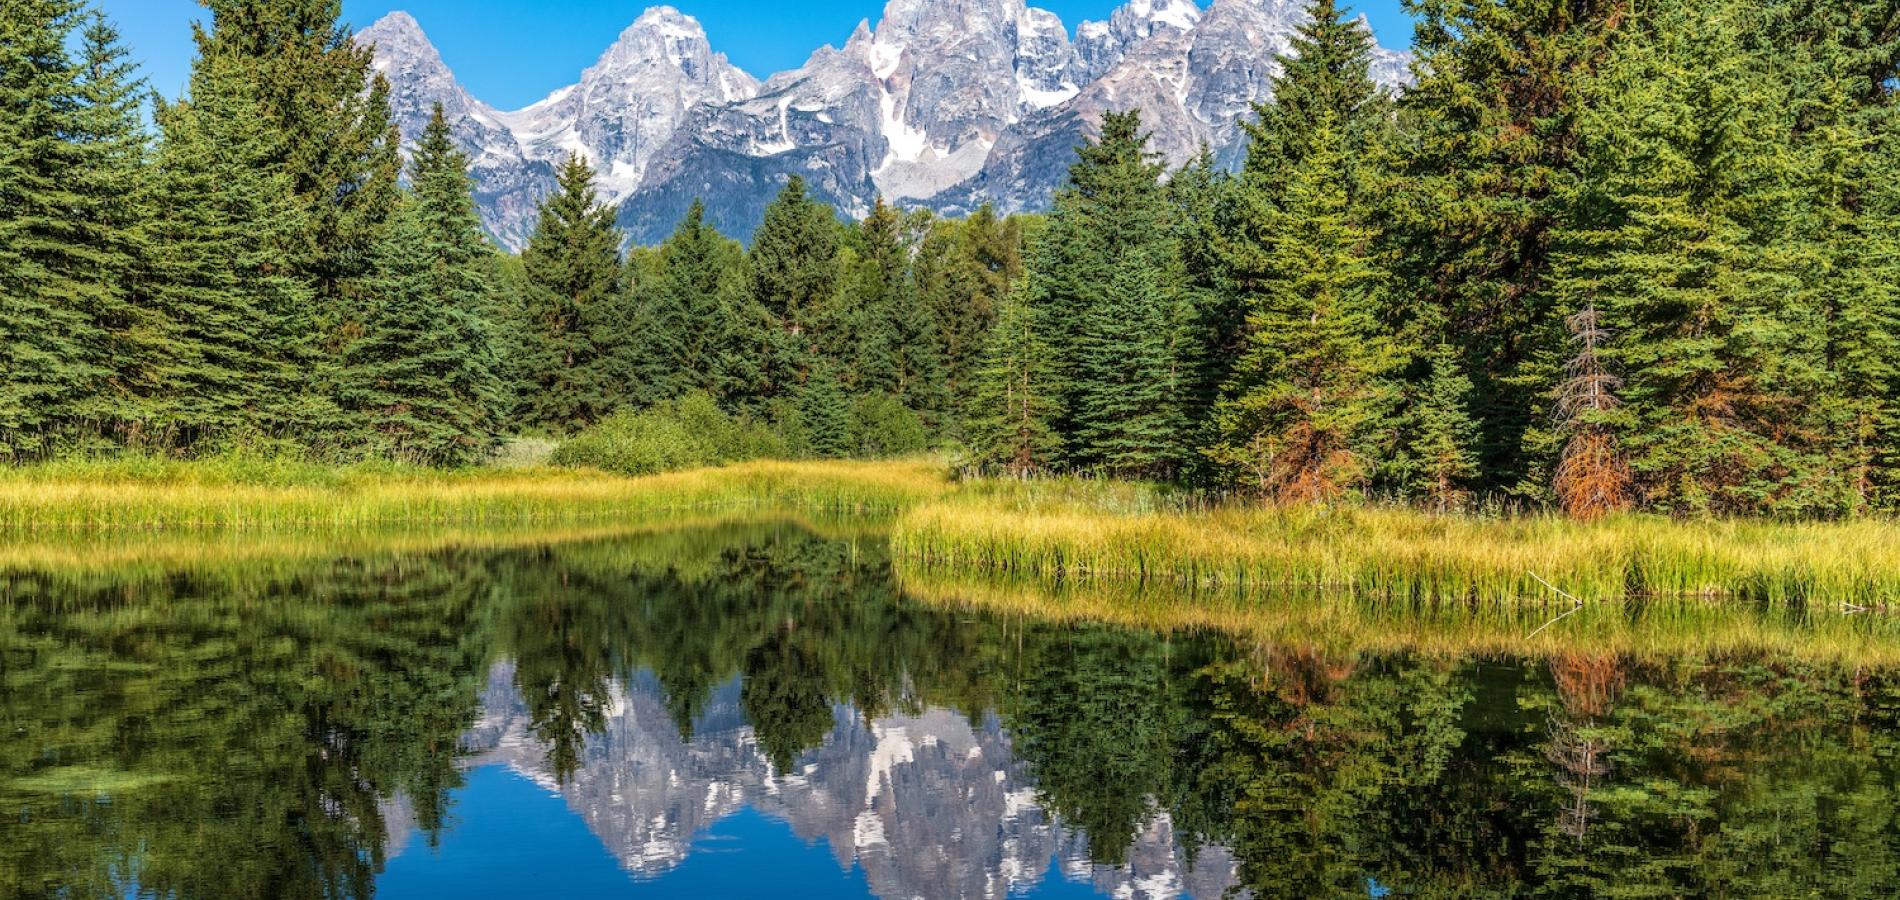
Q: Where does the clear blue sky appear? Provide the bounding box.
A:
[97,0,1415,111]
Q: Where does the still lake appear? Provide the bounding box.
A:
[4,517,1898,898]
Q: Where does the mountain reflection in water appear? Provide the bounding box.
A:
[4,518,1900,899]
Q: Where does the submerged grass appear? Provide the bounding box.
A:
[0,457,948,531]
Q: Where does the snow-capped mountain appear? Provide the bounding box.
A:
[360,0,1413,249]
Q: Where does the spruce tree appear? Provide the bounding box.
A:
[518,154,627,432]
[1241,0,1382,197]
[749,176,841,396]
[1550,0,1825,516]
[145,49,316,448]
[1212,109,1397,501]
[914,204,1022,436]
[1027,111,1189,475]
[1170,147,1238,471]
[0,0,97,457]
[194,0,401,303]
[67,13,155,442]
[342,201,501,465]
[848,198,946,419]
[1213,1,1397,500]
[631,199,767,409]
[798,363,851,458]
[0,4,149,456]
[1395,0,1627,496]
[967,285,1064,475]
[339,106,503,465]
[1403,343,1482,510]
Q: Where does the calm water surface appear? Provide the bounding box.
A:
[3,519,1899,898]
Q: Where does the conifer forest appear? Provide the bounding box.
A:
[6,0,1900,521]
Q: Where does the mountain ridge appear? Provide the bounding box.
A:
[360,0,1413,249]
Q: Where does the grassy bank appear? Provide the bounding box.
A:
[8,456,1898,609]
[0,456,947,531]
[889,477,1900,607]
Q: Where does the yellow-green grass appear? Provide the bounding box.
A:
[0,458,949,531]
[898,567,1900,665]
[890,477,1900,607]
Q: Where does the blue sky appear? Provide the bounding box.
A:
[97,0,1415,111]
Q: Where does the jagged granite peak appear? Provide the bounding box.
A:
[494,6,762,201]
[840,0,1086,200]
[362,11,554,250]
[930,0,1413,217]
[363,0,1413,248]
[1073,0,1203,84]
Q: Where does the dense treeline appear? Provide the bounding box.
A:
[968,0,1900,520]
[5,0,1899,517]
[0,0,1026,467]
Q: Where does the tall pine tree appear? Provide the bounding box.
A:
[341,106,504,464]
[517,154,628,432]
[967,283,1065,475]
[1028,111,1189,477]
[144,47,317,448]
[1212,0,1399,500]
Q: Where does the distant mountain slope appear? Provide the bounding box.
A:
[361,0,1412,248]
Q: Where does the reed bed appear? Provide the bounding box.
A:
[890,478,1900,606]
[0,458,949,531]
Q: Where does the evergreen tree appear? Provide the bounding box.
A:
[340,106,504,464]
[1403,343,1482,510]
[798,362,851,458]
[1394,0,1627,496]
[966,285,1064,475]
[848,197,947,420]
[1212,110,1397,501]
[66,13,153,444]
[342,202,501,464]
[1212,1,1397,500]
[517,154,627,432]
[144,48,317,448]
[1170,147,1239,469]
[749,176,841,395]
[1028,110,1189,475]
[194,0,401,305]
[1550,0,1825,516]
[1241,0,1383,196]
[0,4,153,456]
[631,199,769,409]
[914,204,1023,435]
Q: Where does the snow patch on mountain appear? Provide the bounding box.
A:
[365,0,1413,248]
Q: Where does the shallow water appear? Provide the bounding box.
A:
[3,519,1898,898]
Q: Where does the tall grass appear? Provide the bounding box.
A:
[0,456,948,531]
[8,454,1898,610]
[890,476,1900,606]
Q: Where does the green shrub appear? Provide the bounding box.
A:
[550,393,788,477]
[849,394,929,458]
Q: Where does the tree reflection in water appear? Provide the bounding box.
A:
[4,520,1900,898]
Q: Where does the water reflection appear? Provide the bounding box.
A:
[4,519,1900,898]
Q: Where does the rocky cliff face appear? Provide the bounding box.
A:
[361,0,1413,248]
[449,664,1243,900]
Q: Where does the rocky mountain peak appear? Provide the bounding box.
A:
[365,0,1412,249]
